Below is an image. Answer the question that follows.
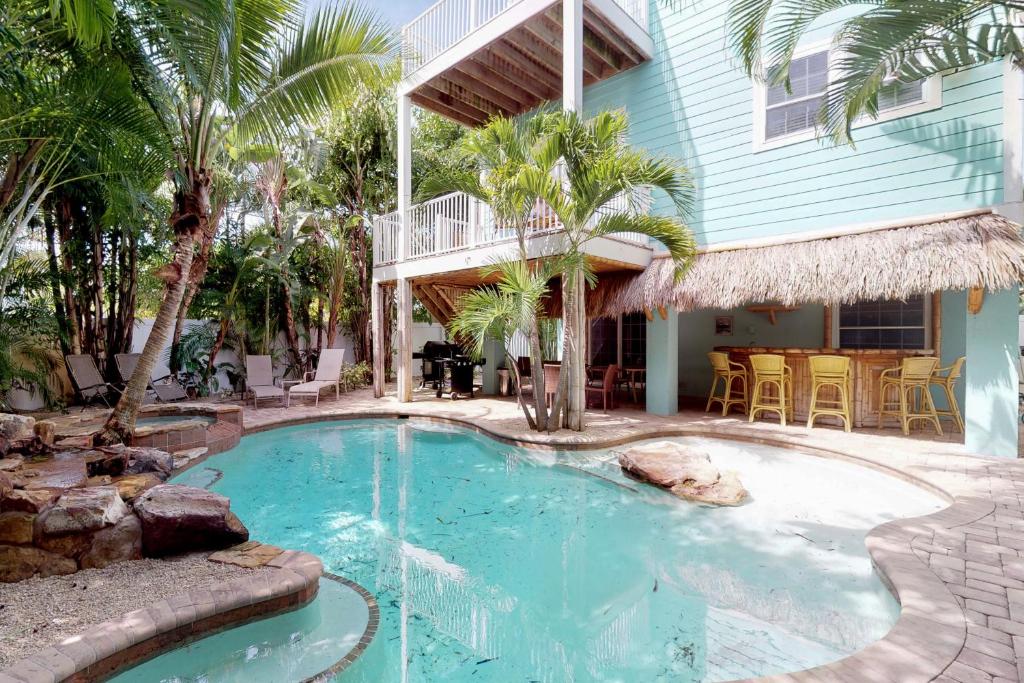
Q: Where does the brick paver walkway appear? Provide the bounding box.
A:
[235,386,1024,682]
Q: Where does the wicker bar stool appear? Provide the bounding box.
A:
[705,352,748,416]
[930,356,965,434]
[749,354,793,426]
[807,355,853,432]
[879,357,943,436]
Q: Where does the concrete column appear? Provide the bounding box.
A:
[397,95,412,260]
[481,337,504,395]
[371,280,385,398]
[396,278,414,402]
[562,0,583,112]
[964,287,1019,457]
[646,310,678,416]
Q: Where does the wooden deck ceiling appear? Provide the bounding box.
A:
[409,2,649,126]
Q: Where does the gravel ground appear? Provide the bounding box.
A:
[0,554,272,669]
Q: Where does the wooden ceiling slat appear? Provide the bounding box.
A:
[438,68,527,115]
[484,40,562,97]
[410,93,482,126]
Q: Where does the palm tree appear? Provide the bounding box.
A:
[97,0,396,443]
[727,1,1023,143]
[449,260,555,430]
[524,110,696,430]
[420,115,556,431]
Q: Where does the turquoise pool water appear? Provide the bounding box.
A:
[170,420,943,682]
[109,576,369,682]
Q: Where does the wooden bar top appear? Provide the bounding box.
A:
[714,346,937,427]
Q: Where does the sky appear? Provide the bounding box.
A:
[307,0,436,28]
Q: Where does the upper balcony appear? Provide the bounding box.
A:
[399,0,653,126]
[371,188,654,283]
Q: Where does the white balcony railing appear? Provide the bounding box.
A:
[401,0,649,77]
[372,188,652,266]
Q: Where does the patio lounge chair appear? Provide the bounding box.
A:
[66,354,121,409]
[114,353,188,403]
[245,354,284,408]
[286,349,345,407]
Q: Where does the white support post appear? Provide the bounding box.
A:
[562,0,584,113]
[397,277,414,402]
[371,280,385,398]
[397,95,413,261]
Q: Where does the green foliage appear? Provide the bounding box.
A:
[727,1,1024,143]
[340,361,372,389]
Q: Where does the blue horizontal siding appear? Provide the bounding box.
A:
[583,0,1006,247]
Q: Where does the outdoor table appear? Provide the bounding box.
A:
[623,367,646,402]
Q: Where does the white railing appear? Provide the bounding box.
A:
[372,188,652,266]
[401,0,649,78]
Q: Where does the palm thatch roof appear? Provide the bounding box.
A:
[588,212,1024,317]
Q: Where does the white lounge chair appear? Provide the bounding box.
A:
[246,354,284,408]
[115,353,187,403]
[286,349,345,407]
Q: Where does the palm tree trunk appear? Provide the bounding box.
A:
[507,352,537,430]
[98,233,195,444]
[558,267,586,432]
[207,317,229,375]
[528,324,548,431]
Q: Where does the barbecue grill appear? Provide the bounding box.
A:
[413,341,485,399]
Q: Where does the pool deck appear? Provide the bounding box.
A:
[241,386,1024,683]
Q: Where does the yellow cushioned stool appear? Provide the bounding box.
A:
[705,352,748,416]
[807,355,853,432]
[749,354,793,426]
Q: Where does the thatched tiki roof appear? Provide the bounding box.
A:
[591,212,1024,317]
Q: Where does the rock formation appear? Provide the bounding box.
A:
[618,441,749,506]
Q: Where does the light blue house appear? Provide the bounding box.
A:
[372,0,1024,457]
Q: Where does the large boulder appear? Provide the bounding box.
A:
[0,512,35,544]
[0,544,76,582]
[37,486,128,535]
[113,473,162,502]
[84,449,128,478]
[133,484,249,557]
[80,514,142,569]
[123,447,174,480]
[1,488,60,514]
[0,471,11,500]
[618,442,749,507]
[0,414,34,441]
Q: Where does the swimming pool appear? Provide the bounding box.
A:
[170,420,944,681]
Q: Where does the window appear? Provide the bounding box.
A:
[589,313,647,367]
[589,318,618,366]
[764,51,829,141]
[621,313,646,368]
[754,42,941,151]
[837,296,929,350]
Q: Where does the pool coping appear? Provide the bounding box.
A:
[0,550,326,683]
[304,574,380,682]
[243,410,979,683]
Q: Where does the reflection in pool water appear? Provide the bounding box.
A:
[169,420,943,682]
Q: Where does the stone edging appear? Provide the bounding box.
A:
[0,550,323,683]
[303,573,380,682]
[243,411,973,683]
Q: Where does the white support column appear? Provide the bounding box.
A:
[397,95,413,260]
[562,0,583,113]
[396,277,414,402]
[371,279,385,398]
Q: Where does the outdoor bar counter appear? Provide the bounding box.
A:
[716,346,937,427]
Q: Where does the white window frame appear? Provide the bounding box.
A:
[752,38,943,153]
[830,296,933,350]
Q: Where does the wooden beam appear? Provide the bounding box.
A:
[540,8,618,75]
[524,15,602,82]
[412,284,451,326]
[485,38,561,93]
[429,76,511,119]
[452,60,539,113]
[410,91,485,127]
[436,68,525,116]
[582,7,645,65]
[409,92,480,126]
[483,41,561,98]
[417,82,497,122]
